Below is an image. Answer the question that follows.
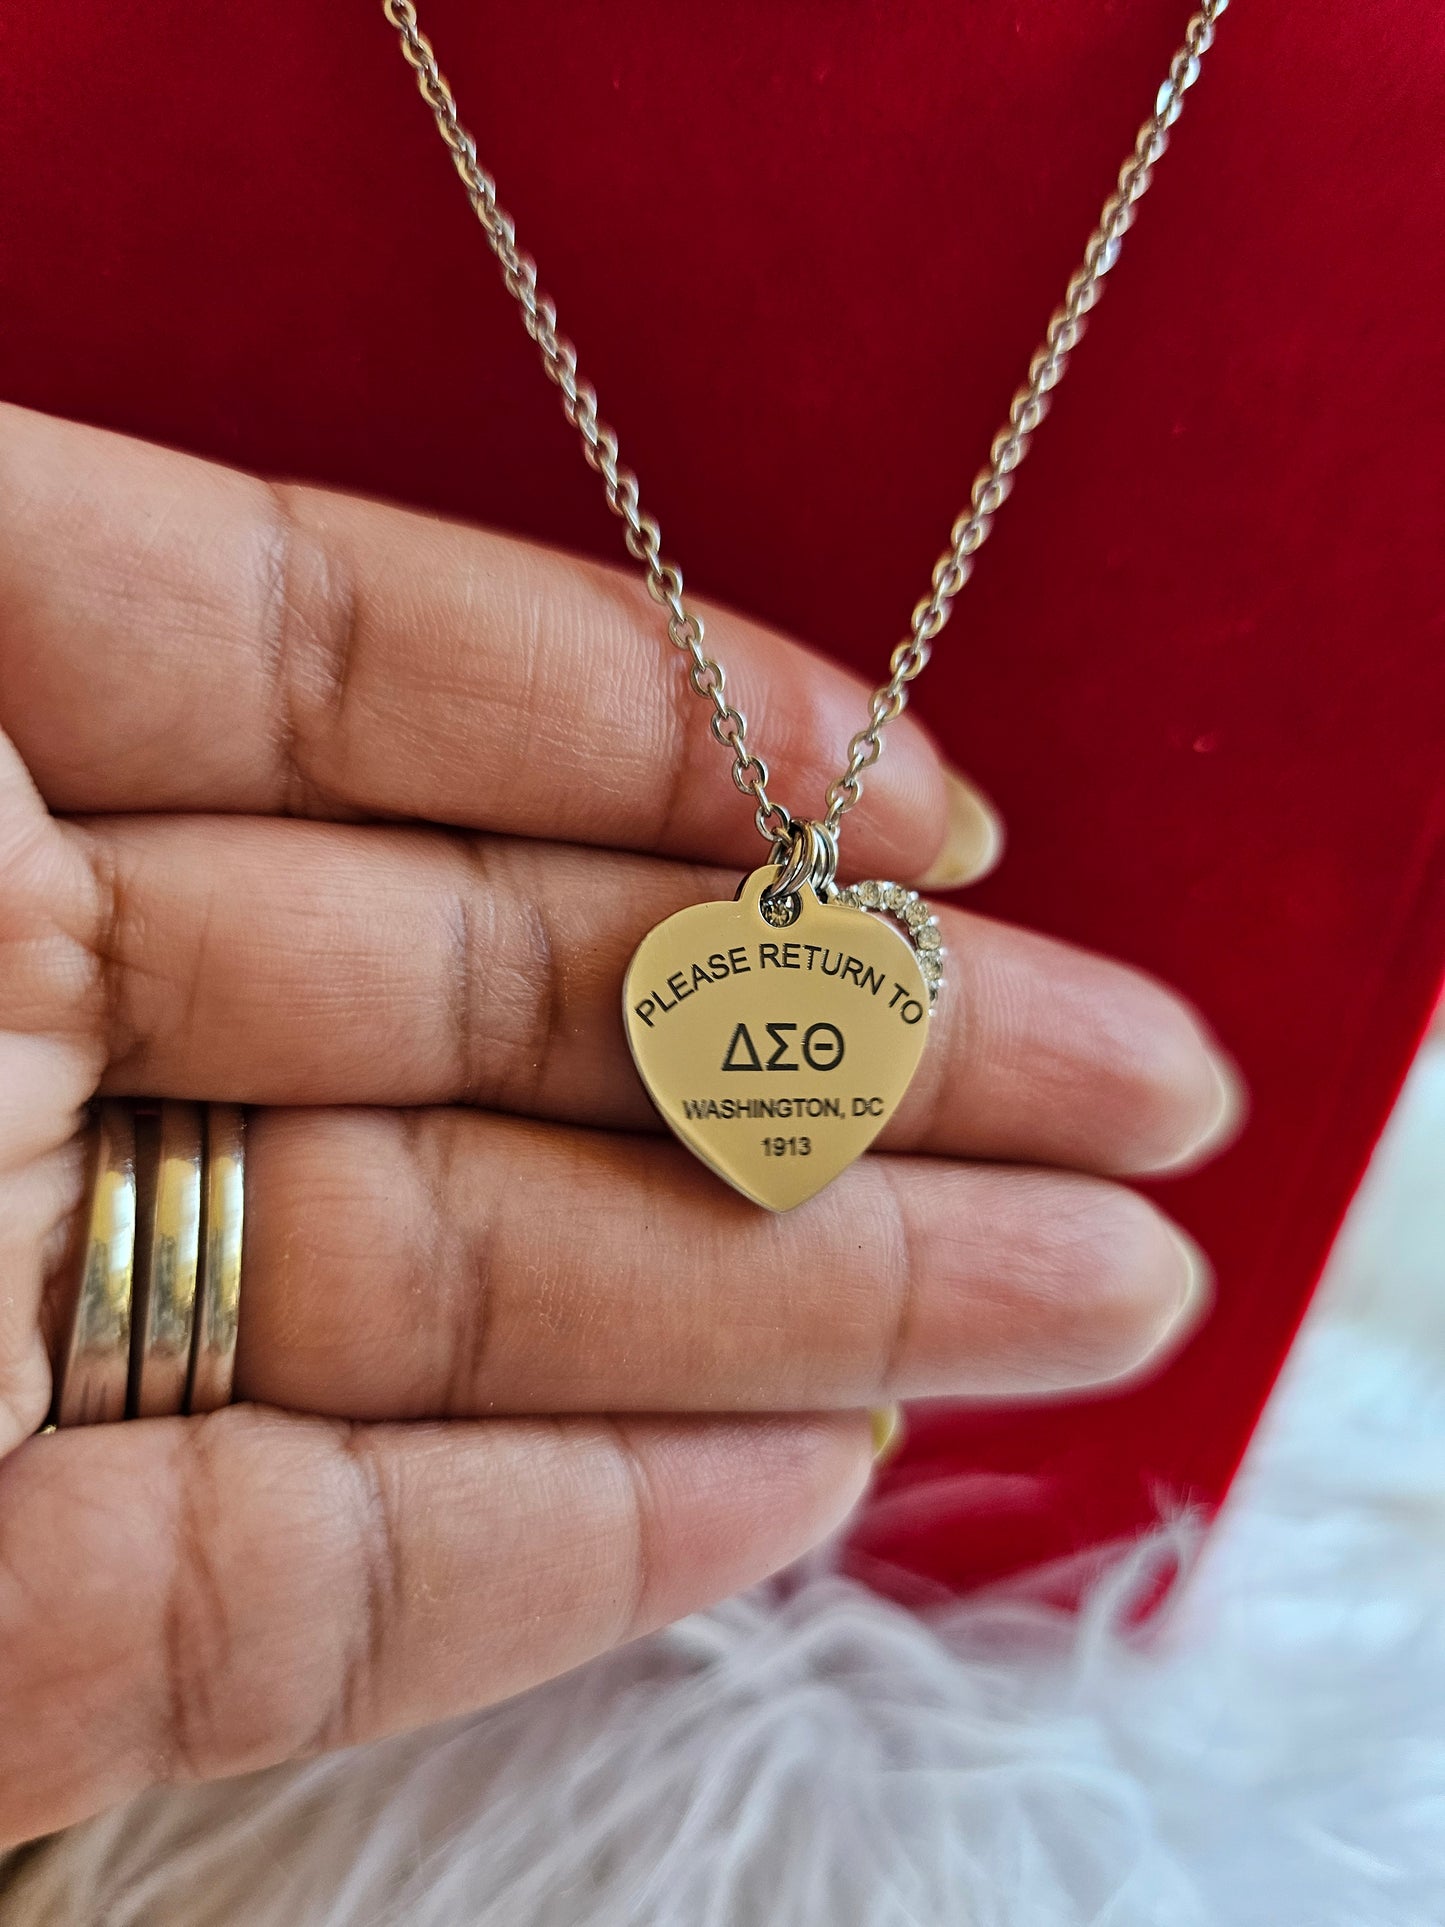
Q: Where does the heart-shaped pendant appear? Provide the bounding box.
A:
[623,865,936,1210]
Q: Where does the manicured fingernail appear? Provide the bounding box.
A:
[1203,1053,1245,1147]
[916,770,1005,889]
[869,1404,905,1464]
[1161,1224,1213,1341]
[1160,1051,1246,1173]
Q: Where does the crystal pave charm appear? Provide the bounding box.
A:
[622,848,936,1211]
[835,881,946,1004]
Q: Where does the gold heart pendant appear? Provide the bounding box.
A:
[623,866,938,1210]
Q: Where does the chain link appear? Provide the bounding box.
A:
[381,0,1227,853]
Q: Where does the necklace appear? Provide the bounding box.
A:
[381,0,1227,1209]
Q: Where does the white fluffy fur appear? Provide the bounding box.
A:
[6,1048,1444,1926]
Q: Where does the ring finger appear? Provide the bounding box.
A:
[229,1106,1207,1420]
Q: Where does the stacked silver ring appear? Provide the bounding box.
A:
[50,1101,245,1429]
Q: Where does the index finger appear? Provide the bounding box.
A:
[0,404,953,877]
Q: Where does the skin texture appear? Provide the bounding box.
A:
[0,403,1239,1844]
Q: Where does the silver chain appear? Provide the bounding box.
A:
[382,0,1227,857]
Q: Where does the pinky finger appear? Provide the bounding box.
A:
[0,1406,870,1845]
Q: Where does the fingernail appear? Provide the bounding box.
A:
[1157,1050,1247,1174]
[1161,1224,1213,1342]
[1202,1052,1245,1149]
[916,770,1005,889]
[869,1404,905,1465]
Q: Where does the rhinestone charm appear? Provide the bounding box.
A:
[834,881,946,1002]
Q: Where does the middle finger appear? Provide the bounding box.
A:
[74,814,1232,1177]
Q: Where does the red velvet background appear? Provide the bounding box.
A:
[1,2,1441,1592]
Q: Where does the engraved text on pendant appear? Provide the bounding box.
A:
[622,867,932,1210]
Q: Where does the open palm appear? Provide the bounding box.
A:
[0,404,1234,1843]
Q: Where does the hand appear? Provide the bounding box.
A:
[0,404,1238,1843]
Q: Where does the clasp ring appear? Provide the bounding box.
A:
[763,817,839,907]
